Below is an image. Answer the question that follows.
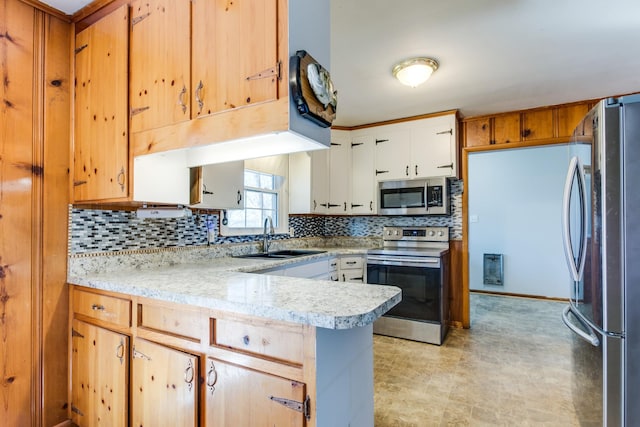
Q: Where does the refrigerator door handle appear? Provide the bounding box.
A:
[561,156,588,282]
[562,305,600,346]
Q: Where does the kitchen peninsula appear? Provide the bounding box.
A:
[67,251,400,426]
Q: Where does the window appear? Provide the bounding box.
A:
[220,154,289,237]
[227,169,280,228]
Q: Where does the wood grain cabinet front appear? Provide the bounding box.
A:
[73,5,130,202]
[73,289,131,328]
[71,319,128,427]
[129,0,282,134]
[131,338,199,427]
[204,357,307,426]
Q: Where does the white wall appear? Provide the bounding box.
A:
[468,145,570,298]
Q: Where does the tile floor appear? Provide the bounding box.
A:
[373,293,600,426]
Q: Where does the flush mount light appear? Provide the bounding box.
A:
[392,57,439,87]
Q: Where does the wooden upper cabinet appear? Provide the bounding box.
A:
[556,103,590,138]
[192,0,280,117]
[521,109,553,140]
[74,5,129,202]
[129,0,191,133]
[493,113,521,144]
[463,117,491,147]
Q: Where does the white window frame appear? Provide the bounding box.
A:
[220,165,289,237]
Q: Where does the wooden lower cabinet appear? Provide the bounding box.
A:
[205,358,306,426]
[71,319,129,427]
[131,338,198,427]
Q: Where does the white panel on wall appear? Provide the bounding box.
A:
[468,145,570,298]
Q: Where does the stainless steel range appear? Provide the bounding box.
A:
[367,226,450,345]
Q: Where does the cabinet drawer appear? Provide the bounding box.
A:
[341,270,365,283]
[73,289,131,328]
[213,318,304,365]
[340,256,363,270]
[137,302,203,342]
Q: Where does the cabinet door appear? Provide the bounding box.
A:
[351,134,376,214]
[463,117,491,147]
[131,338,198,427]
[311,150,329,214]
[193,161,245,209]
[192,0,279,117]
[204,358,306,427]
[411,114,457,178]
[71,320,128,427]
[522,109,553,140]
[556,104,590,138]
[374,129,411,180]
[129,0,191,133]
[493,113,521,144]
[74,5,129,202]
[328,132,351,214]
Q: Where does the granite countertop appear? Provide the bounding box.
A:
[67,249,401,330]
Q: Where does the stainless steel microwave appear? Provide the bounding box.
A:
[378,177,450,215]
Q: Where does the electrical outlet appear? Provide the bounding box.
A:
[289,227,295,237]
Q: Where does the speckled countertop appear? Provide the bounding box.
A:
[67,248,401,330]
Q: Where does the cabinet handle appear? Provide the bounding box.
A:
[436,128,453,135]
[115,338,125,365]
[405,165,409,176]
[91,304,105,311]
[195,80,204,114]
[375,139,389,144]
[243,335,250,345]
[206,360,218,394]
[178,84,187,114]
[351,203,363,208]
[344,202,347,211]
[370,201,373,211]
[184,359,194,391]
[117,167,125,192]
[237,190,242,205]
[342,274,345,281]
[437,163,454,169]
[313,200,317,210]
[415,165,418,176]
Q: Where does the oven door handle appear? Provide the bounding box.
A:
[367,256,440,268]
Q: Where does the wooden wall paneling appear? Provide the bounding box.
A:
[556,103,591,138]
[0,0,36,424]
[521,108,554,140]
[448,240,465,328]
[42,13,72,425]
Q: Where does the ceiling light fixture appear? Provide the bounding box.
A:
[392,57,439,87]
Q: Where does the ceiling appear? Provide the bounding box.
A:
[42,0,640,127]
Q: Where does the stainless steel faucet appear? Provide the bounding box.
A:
[263,216,274,253]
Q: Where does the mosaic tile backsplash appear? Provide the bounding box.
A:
[70,179,463,254]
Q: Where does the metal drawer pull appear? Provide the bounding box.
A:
[115,339,125,365]
[184,360,194,391]
[178,84,187,113]
[195,80,204,114]
[91,304,105,311]
[206,361,218,394]
[345,261,357,265]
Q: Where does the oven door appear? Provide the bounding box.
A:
[366,255,442,323]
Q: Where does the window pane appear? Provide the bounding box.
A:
[245,209,262,228]
[244,170,260,188]
[245,190,262,208]
[263,193,276,209]
[264,210,277,226]
[260,173,274,190]
[227,210,246,228]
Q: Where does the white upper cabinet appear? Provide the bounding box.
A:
[350,133,376,214]
[190,161,244,209]
[373,128,412,180]
[289,150,329,214]
[328,130,351,214]
[410,113,457,178]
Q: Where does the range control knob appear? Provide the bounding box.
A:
[429,230,435,236]
[395,230,400,236]
[438,231,444,236]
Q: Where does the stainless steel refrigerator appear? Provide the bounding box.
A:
[561,95,640,426]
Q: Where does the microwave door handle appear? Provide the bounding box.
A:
[562,306,600,346]
[561,156,581,282]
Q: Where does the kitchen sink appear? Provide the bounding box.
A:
[235,249,326,259]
